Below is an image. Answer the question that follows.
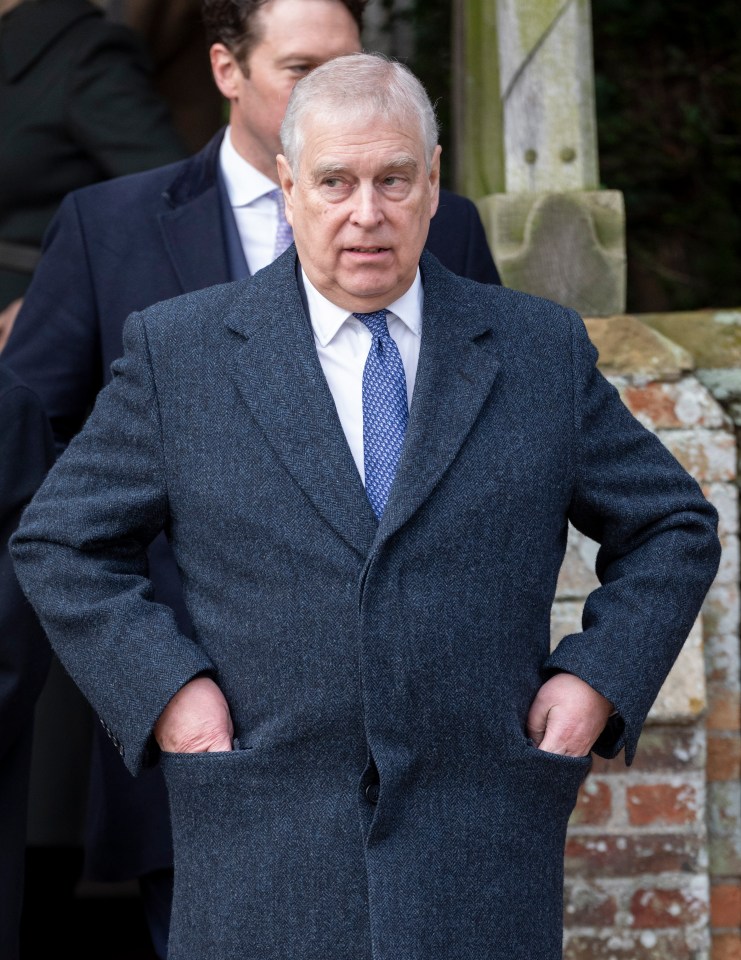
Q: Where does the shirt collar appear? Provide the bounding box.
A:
[218,127,278,207]
[302,268,423,348]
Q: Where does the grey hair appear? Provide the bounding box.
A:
[280,52,439,173]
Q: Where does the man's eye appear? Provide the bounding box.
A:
[288,64,312,75]
[323,178,342,188]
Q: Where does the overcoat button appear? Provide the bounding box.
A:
[365,783,379,804]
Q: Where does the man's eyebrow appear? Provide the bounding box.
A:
[312,156,419,180]
[275,52,319,65]
[385,155,418,171]
[313,161,350,180]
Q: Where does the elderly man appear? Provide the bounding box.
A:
[12,53,719,960]
[2,2,499,952]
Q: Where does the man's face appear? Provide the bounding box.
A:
[214,0,361,179]
[277,113,441,312]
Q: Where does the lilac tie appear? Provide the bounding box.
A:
[354,310,409,519]
[268,188,293,259]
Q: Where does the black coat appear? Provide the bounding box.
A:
[0,363,55,960]
[0,0,186,308]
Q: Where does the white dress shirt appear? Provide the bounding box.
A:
[219,127,283,275]
[302,269,423,485]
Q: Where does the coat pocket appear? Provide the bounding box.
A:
[502,736,592,825]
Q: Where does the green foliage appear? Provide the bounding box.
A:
[592,0,741,311]
[371,0,455,188]
[404,0,455,186]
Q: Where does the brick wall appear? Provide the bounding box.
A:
[565,726,709,960]
[553,320,741,960]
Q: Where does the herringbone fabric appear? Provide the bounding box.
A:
[354,310,408,518]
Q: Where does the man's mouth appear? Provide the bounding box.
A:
[347,246,390,254]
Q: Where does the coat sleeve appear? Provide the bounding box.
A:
[9,313,214,776]
[3,193,105,451]
[544,312,721,765]
[0,376,55,758]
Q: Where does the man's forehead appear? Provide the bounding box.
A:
[253,0,362,52]
[302,113,425,158]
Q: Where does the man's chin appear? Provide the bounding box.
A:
[302,261,414,312]
[334,267,411,308]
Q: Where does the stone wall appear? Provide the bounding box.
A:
[555,314,741,960]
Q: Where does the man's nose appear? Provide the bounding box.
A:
[350,183,384,227]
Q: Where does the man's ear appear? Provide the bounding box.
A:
[209,43,243,101]
[428,144,442,219]
[275,155,295,225]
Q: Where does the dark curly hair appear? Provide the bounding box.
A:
[202,0,367,66]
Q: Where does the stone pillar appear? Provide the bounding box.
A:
[497,0,599,193]
[455,0,626,316]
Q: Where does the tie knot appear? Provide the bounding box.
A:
[353,310,390,340]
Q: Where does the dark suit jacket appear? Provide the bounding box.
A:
[2,130,501,882]
[0,0,186,308]
[11,251,720,960]
[0,364,55,960]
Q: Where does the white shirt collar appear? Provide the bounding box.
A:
[302,268,424,348]
[218,126,278,207]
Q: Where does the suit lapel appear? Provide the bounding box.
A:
[376,252,501,544]
[224,255,377,558]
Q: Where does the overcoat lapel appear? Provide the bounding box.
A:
[224,253,378,558]
[377,252,501,545]
[223,250,499,556]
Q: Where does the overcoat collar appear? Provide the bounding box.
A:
[157,129,232,293]
[223,250,500,557]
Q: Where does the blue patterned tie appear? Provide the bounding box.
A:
[354,310,409,519]
[267,188,294,259]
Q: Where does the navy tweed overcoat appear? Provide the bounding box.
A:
[11,250,720,959]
